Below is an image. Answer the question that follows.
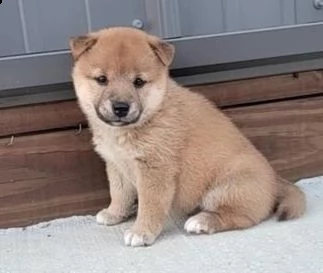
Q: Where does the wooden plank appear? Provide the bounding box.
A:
[226,96,323,181]
[0,100,85,138]
[1,71,322,138]
[0,130,108,228]
[191,70,323,107]
[1,95,323,227]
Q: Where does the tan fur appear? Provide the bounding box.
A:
[70,27,306,247]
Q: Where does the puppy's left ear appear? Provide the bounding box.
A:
[69,35,97,61]
[148,36,175,67]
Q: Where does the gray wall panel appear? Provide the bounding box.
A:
[23,0,88,53]
[296,0,323,24]
[144,0,181,38]
[0,0,25,57]
[1,0,323,109]
[280,0,296,25]
[224,0,295,32]
[0,51,72,91]
[178,0,224,36]
[2,23,323,92]
[89,0,146,31]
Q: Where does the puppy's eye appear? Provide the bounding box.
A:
[133,77,146,88]
[94,75,108,86]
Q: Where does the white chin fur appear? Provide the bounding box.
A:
[140,86,166,122]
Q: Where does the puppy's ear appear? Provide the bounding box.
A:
[148,36,175,67]
[69,35,97,61]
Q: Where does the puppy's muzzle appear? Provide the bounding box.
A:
[95,100,141,127]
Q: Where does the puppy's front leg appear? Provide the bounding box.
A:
[96,162,137,225]
[124,165,176,247]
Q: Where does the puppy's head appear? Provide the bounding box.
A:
[70,27,174,127]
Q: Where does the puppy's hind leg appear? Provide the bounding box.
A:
[184,170,275,234]
[184,208,255,234]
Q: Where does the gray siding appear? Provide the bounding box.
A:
[0,0,25,57]
[175,0,296,36]
[178,0,224,36]
[1,0,323,54]
[88,0,146,31]
[1,0,323,107]
[223,0,295,32]
[0,0,146,55]
[296,0,323,24]
[23,0,88,53]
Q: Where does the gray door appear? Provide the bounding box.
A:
[0,0,147,56]
[1,0,323,107]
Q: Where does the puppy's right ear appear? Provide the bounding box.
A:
[69,35,97,61]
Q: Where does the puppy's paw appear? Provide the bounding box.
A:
[184,215,214,234]
[124,229,156,247]
[96,208,125,226]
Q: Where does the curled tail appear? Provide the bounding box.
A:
[275,176,306,221]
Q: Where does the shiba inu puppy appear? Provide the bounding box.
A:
[70,27,305,247]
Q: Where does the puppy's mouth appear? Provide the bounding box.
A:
[95,108,140,127]
[107,118,139,127]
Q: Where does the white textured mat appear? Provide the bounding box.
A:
[1,177,323,273]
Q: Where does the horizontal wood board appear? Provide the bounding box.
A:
[1,71,323,138]
[1,94,323,227]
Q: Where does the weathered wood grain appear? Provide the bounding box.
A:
[1,70,323,227]
[226,96,323,181]
[0,100,85,138]
[1,71,322,138]
[0,130,108,228]
[1,95,323,227]
[192,70,323,107]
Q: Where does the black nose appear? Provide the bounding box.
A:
[112,101,130,118]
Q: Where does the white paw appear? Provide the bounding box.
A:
[184,217,203,233]
[184,216,210,234]
[96,208,124,226]
[124,229,155,247]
